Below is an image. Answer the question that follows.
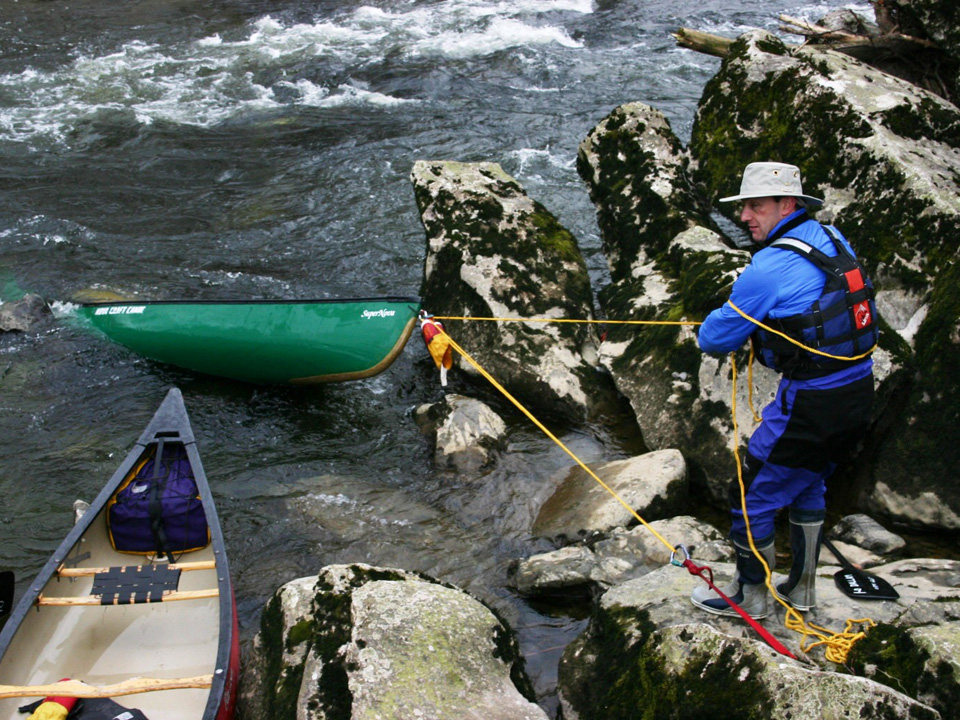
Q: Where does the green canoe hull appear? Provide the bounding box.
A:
[76,297,422,385]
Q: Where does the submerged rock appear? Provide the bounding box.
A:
[414,393,508,475]
[0,294,50,332]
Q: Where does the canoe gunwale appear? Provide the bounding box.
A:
[79,296,423,308]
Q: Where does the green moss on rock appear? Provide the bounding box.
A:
[560,605,773,719]
[300,567,408,720]
[577,104,707,283]
[873,260,960,510]
[844,623,950,719]
[255,593,308,720]
[690,33,959,286]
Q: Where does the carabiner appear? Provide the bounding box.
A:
[670,544,690,567]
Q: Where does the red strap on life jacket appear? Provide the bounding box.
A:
[844,268,865,293]
[682,559,797,660]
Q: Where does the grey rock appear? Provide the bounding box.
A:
[0,294,50,332]
[511,516,731,597]
[532,449,688,541]
[831,514,907,555]
[415,394,507,474]
[556,557,960,718]
[240,564,545,720]
[411,160,619,424]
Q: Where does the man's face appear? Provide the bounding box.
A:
[740,197,794,242]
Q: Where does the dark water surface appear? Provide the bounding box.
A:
[0,0,865,713]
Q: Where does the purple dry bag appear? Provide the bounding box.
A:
[108,441,209,557]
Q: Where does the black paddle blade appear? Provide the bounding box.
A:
[823,537,900,601]
[832,565,900,601]
[0,570,13,618]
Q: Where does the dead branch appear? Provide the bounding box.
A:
[778,14,938,51]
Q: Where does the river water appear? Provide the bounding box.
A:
[0,0,866,713]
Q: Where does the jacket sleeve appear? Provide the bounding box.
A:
[698,259,781,354]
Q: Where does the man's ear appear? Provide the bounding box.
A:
[780,196,798,217]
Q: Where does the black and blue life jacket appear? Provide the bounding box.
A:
[752,225,879,378]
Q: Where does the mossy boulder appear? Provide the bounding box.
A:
[866,258,960,529]
[687,29,960,529]
[577,102,771,496]
[411,160,619,424]
[556,561,957,719]
[846,600,960,720]
[239,564,545,720]
[576,102,713,283]
[690,30,960,284]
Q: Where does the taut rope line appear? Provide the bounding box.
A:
[441,333,679,555]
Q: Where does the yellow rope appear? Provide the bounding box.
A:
[441,333,679,557]
[433,307,879,663]
[727,300,876,362]
[433,315,700,326]
[729,350,874,664]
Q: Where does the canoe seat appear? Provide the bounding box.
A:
[91,564,181,605]
[36,564,218,606]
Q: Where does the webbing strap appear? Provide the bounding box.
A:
[681,559,797,659]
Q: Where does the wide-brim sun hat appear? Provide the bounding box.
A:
[719,161,823,207]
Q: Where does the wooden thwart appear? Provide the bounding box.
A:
[0,675,213,700]
[57,561,216,578]
[36,588,219,606]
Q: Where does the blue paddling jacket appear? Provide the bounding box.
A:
[699,210,877,379]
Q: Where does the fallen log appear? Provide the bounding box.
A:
[671,27,736,59]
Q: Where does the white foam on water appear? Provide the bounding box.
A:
[408,17,582,59]
[508,147,575,175]
[194,269,294,295]
[287,80,414,108]
[0,0,591,147]
[49,300,79,319]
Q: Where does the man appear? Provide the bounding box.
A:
[690,162,878,619]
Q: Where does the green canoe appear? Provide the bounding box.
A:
[76,297,422,385]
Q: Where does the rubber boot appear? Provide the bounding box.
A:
[776,510,824,611]
[691,537,775,619]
